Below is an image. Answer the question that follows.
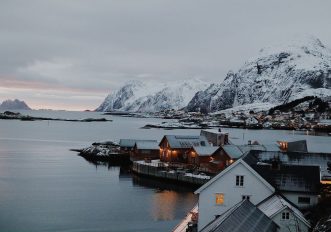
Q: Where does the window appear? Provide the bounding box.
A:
[298,197,310,204]
[215,193,224,205]
[242,195,250,201]
[236,175,244,186]
[282,212,290,220]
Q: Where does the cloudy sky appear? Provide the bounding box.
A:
[1,0,331,110]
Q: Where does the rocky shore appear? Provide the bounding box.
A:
[71,141,130,164]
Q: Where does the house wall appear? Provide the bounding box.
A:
[159,139,187,163]
[197,162,274,231]
[282,192,318,209]
[132,149,159,160]
[200,130,228,146]
[271,209,309,232]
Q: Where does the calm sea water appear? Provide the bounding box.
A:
[0,110,330,232]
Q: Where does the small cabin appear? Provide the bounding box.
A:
[245,116,259,126]
[277,140,308,152]
[200,129,230,146]
[159,135,209,163]
[132,140,159,161]
[120,139,157,151]
[186,146,221,173]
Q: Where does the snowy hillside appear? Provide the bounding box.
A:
[187,37,331,112]
[0,99,31,111]
[96,79,209,112]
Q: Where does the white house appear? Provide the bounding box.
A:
[194,159,275,231]
[245,116,259,126]
[194,153,319,231]
[258,195,311,232]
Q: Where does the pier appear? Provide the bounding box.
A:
[132,160,211,186]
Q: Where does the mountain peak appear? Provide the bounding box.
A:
[96,79,209,112]
[187,37,331,112]
[0,99,31,111]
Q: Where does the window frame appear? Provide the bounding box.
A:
[235,175,244,187]
[215,193,224,205]
[281,211,290,220]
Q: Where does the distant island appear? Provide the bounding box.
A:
[0,111,112,122]
[0,99,31,111]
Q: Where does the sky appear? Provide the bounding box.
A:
[1,0,331,111]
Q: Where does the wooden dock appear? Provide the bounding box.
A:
[132,160,210,186]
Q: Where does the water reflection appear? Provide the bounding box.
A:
[131,174,197,221]
[132,174,197,192]
[82,159,198,222]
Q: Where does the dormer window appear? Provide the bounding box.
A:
[282,211,290,220]
[236,175,244,187]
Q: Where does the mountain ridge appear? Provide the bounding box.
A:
[0,99,31,111]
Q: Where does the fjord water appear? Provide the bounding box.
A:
[0,111,330,232]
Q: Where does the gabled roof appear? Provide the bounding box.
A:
[221,144,280,159]
[191,146,220,157]
[120,139,157,148]
[246,149,331,172]
[258,195,311,228]
[200,200,278,232]
[134,141,159,150]
[159,135,209,149]
[243,152,321,194]
[195,159,275,194]
[222,145,244,159]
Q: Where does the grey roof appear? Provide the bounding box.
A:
[222,145,244,159]
[222,144,280,159]
[135,141,159,150]
[160,135,209,149]
[120,139,157,148]
[246,149,331,180]
[243,152,321,193]
[192,146,219,156]
[258,195,311,228]
[201,200,278,232]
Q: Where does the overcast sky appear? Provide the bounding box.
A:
[1,0,331,110]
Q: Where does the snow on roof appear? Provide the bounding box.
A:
[222,145,244,159]
[135,141,159,150]
[120,139,157,148]
[201,129,229,135]
[222,144,280,159]
[258,195,311,228]
[161,135,209,149]
[192,146,219,156]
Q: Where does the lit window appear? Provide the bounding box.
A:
[215,193,224,205]
[236,175,244,186]
[242,195,250,201]
[282,212,290,220]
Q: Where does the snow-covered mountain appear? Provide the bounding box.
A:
[96,79,209,112]
[187,37,331,112]
[0,99,31,111]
